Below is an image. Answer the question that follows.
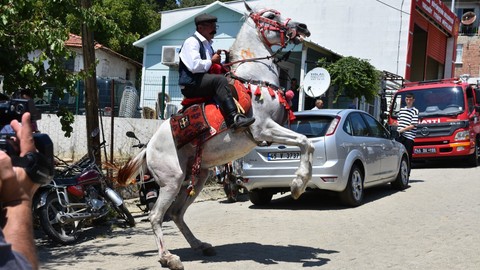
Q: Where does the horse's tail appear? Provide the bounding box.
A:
[116,149,147,186]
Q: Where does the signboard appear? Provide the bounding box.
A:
[415,0,457,36]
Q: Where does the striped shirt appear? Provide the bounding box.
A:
[397,106,418,140]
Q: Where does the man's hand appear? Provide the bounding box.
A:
[0,113,39,204]
[211,53,221,64]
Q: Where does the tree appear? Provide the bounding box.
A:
[0,0,80,136]
[77,0,162,64]
[179,0,228,8]
[317,56,381,103]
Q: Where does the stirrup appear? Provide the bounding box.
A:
[231,114,255,131]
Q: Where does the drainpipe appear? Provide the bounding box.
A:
[298,45,308,111]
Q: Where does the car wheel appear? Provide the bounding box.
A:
[339,165,364,207]
[391,156,409,190]
[248,189,273,205]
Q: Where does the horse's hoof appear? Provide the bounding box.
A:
[202,246,217,256]
[290,179,303,199]
[159,255,184,270]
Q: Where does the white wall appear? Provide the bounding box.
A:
[38,114,163,162]
[167,0,412,76]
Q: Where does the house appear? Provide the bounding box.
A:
[134,0,458,118]
[443,0,480,79]
[36,34,142,116]
[65,34,141,83]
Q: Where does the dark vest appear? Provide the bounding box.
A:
[178,35,207,87]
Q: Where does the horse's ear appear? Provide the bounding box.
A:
[244,1,252,13]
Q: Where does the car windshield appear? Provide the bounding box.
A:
[284,115,334,138]
[391,87,465,118]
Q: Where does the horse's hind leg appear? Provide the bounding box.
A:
[168,168,216,256]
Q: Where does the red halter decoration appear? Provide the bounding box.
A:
[249,9,292,48]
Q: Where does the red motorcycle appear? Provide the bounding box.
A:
[33,137,135,244]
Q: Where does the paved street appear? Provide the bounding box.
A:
[37,161,480,270]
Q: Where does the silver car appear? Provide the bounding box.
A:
[239,109,409,207]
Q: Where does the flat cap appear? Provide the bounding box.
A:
[195,13,217,25]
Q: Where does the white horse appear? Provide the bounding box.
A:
[118,2,314,269]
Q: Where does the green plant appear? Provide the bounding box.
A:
[317,56,381,103]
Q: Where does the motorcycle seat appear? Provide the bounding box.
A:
[54,176,79,186]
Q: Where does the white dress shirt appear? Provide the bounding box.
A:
[179,31,214,74]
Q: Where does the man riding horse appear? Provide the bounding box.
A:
[178,13,255,131]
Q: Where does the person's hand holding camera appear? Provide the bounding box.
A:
[0,112,39,204]
[1,112,40,270]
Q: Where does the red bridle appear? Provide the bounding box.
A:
[249,9,293,48]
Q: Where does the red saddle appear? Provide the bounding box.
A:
[170,80,252,149]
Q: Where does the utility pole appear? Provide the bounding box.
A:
[80,0,101,164]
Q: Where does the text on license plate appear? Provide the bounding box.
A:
[267,152,301,161]
[414,148,436,154]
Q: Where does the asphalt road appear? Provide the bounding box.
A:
[37,160,480,270]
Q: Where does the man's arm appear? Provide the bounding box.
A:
[0,113,39,270]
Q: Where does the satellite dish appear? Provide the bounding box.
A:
[461,11,476,26]
[302,67,331,98]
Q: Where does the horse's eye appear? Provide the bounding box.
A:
[265,13,276,19]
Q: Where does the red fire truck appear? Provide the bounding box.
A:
[387,78,480,166]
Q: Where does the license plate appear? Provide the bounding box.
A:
[267,152,300,161]
[414,148,436,154]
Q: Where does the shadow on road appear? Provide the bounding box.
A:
[412,159,474,169]
[248,185,406,211]
[170,242,338,268]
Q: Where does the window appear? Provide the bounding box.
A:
[361,113,387,138]
[455,44,463,64]
[348,113,369,137]
[126,68,131,81]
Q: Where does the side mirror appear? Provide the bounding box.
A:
[126,131,137,139]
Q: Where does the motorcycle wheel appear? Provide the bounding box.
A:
[39,192,81,244]
[112,203,136,227]
[147,200,156,212]
[223,177,240,203]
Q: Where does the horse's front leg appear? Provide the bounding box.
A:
[169,169,216,256]
[290,134,314,199]
[253,122,315,199]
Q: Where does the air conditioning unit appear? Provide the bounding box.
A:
[161,46,181,66]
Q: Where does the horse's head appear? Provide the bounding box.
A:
[245,2,310,48]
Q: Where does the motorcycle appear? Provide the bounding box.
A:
[33,134,135,244]
[126,131,159,213]
[218,161,247,203]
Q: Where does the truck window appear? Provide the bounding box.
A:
[391,87,465,118]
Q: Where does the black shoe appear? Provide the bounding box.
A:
[230,114,255,131]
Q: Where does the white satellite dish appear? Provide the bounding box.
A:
[302,67,331,98]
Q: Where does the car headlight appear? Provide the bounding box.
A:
[454,130,470,141]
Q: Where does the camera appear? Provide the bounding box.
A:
[0,97,53,185]
[0,98,41,126]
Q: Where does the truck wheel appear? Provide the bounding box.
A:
[467,138,479,167]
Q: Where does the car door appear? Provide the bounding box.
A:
[348,112,383,182]
[361,112,398,180]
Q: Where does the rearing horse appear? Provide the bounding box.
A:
[118,3,314,269]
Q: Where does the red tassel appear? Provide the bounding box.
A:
[268,87,275,97]
[253,85,261,96]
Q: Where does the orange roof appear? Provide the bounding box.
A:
[65,33,141,67]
